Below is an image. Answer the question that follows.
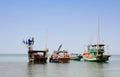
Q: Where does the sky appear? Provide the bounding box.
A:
[0,0,120,54]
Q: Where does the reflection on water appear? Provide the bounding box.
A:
[26,62,112,77]
[27,63,48,77]
[82,61,120,77]
[83,62,107,77]
[26,63,74,77]
[0,55,120,77]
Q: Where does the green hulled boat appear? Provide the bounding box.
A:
[70,53,82,61]
[82,44,111,62]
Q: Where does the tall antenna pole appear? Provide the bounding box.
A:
[96,16,100,56]
[97,16,100,44]
[107,45,109,55]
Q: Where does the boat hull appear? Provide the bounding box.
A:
[71,58,81,61]
[28,50,48,63]
[70,53,83,61]
[49,57,70,63]
[71,56,83,61]
[83,55,111,62]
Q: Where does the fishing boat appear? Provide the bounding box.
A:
[70,53,82,61]
[82,44,110,62]
[82,18,111,62]
[49,44,71,63]
[23,37,48,63]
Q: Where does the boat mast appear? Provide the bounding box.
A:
[96,16,100,56]
[45,29,48,50]
[107,45,110,55]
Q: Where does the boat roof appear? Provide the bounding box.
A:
[29,50,47,53]
[90,44,105,47]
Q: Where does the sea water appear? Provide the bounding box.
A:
[0,54,120,77]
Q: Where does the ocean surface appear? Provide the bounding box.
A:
[0,54,120,77]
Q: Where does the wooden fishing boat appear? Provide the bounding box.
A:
[70,53,82,61]
[28,49,48,63]
[23,37,48,63]
[82,44,111,62]
[82,18,111,62]
[49,44,71,63]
